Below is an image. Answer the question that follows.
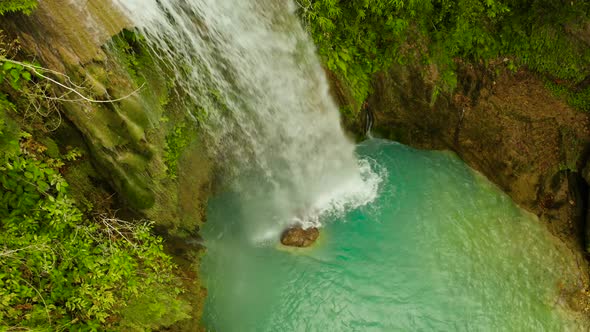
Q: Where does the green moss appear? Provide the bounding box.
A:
[62,160,108,212]
[117,171,156,209]
[546,81,590,112]
[119,286,192,331]
[110,30,146,82]
[107,29,174,125]
[164,123,191,179]
[569,86,590,112]
[109,29,168,94]
[38,137,60,158]
[116,97,150,142]
[0,102,19,155]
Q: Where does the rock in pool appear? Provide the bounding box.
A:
[280,226,320,247]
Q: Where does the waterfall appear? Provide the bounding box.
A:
[112,0,381,241]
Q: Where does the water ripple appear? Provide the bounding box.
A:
[202,140,589,331]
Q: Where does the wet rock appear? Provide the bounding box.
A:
[280,226,319,247]
[331,61,590,251]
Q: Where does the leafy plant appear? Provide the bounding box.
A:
[0,0,38,15]
[0,61,32,90]
[0,31,191,330]
[0,137,191,330]
[297,0,590,112]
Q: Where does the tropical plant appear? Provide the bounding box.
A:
[0,128,191,330]
[297,0,590,111]
[0,27,191,330]
[0,0,38,15]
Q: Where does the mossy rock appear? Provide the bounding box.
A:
[38,137,60,158]
[119,286,192,331]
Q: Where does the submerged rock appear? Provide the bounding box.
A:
[281,226,319,247]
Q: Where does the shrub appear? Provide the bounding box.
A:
[0,0,38,15]
[0,47,191,329]
[0,133,191,330]
[298,0,590,111]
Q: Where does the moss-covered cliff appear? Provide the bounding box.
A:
[367,64,590,249]
[1,0,589,329]
[317,0,590,313]
[313,0,590,255]
[0,1,214,329]
[3,1,213,235]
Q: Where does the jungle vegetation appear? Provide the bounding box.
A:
[0,2,192,330]
[297,0,590,111]
[1,0,590,330]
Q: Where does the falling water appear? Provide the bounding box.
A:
[201,140,590,331]
[112,0,380,238]
[107,2,590,330]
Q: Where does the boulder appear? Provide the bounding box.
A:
[280,226,319,247]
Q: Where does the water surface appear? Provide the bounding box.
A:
[202,139,586,331]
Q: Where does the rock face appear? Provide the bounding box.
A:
[0,1,214,328]
[373,64,590,251]
[281,226,320,247]
[0,1,213,235]
[332,61,590,254]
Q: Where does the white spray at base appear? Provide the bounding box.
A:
[112,0,383,241]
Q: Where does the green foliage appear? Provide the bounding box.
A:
[546,80,590,112]
[119,286,191,330]
[0,96,19,155]
[0,26,191,331]
[0,0,38,15]
[299,0,590,112]
[0,56,67,132]
[164,123,190,179]
[0,61,33,91]
[298,0,413,103]
[501,1,590,83]
[0,130,190,330]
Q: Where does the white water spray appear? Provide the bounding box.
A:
[112,0,381,239]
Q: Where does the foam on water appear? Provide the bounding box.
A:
[202,140,590,331]
[111,0,380,236]
[295,158,386,229]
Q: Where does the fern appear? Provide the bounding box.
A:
[0,0,38,15]
[299,0,590,112]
